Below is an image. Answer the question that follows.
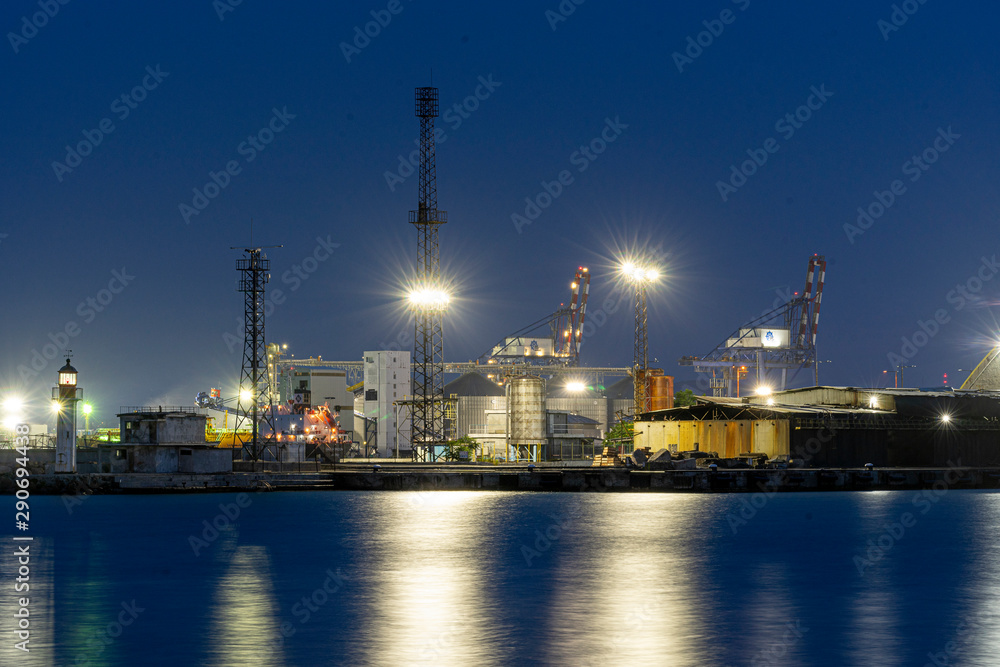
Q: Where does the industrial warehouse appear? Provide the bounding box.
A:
[635,386,1000,469]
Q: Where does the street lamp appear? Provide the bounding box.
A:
[621,261,659,415]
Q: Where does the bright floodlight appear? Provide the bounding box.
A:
[51,400,61,413]
[83,403,93,415]
[756,386,773,396]
[239,389,254,403]
[868,396,879,409]
[2,396,22,414]
[621,261,659,283]
[941,414,952,423]
[408,289,451,310]
[566,381,586,393]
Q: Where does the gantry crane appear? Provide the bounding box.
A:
[679,254,827,397]
[479,267,591,367]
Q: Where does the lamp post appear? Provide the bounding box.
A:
[83,403,92,435]
[622,262,658,415]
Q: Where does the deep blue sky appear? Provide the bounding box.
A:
[3,1,1000,425]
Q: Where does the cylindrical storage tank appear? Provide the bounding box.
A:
[646,371,674,411]
[508,375,546,451]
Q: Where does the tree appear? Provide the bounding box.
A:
[444,435,481,461]
[674,389,697,407]
[603,419,633,447]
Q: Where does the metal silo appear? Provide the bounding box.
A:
[507,375,546,462]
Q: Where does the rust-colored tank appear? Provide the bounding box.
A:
[645,370,674,411]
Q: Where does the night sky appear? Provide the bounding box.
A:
[3,0,999,426]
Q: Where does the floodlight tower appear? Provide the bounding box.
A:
[409,86,449,461]
[623,263,658,415]
[232,241,282,463]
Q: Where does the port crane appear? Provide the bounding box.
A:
[478,267,591,366]
[679,254,827,397]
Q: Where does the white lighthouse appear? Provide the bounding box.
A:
[53,358,80,473]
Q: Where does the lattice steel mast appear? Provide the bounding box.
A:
[409,87,448,461]
[633,281,649,415]
[232,239,281,463]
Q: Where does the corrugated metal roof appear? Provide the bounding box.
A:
[444,372,505,397]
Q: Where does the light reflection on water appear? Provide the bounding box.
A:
[10,490,1000,666]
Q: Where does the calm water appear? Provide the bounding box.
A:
[4,489,1000,666]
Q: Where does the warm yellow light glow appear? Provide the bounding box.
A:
[3,396,22,414]
[756,386,773,396]
[83,404,93,415]
[766,398,775,406]
[868,396,879,409]
[239,389,254,403]
[51,400,61,413]
[941,414,952,423]
[621,261,659,283]
[566,381,586,392]
[407,289,451,310]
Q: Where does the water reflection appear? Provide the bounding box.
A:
[542,495,707,666]
[0,537,54,666]
[353,492,504,666]
[206,546,283,667]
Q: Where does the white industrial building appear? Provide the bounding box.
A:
[280,367,351,415]
[362,350,411,457]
